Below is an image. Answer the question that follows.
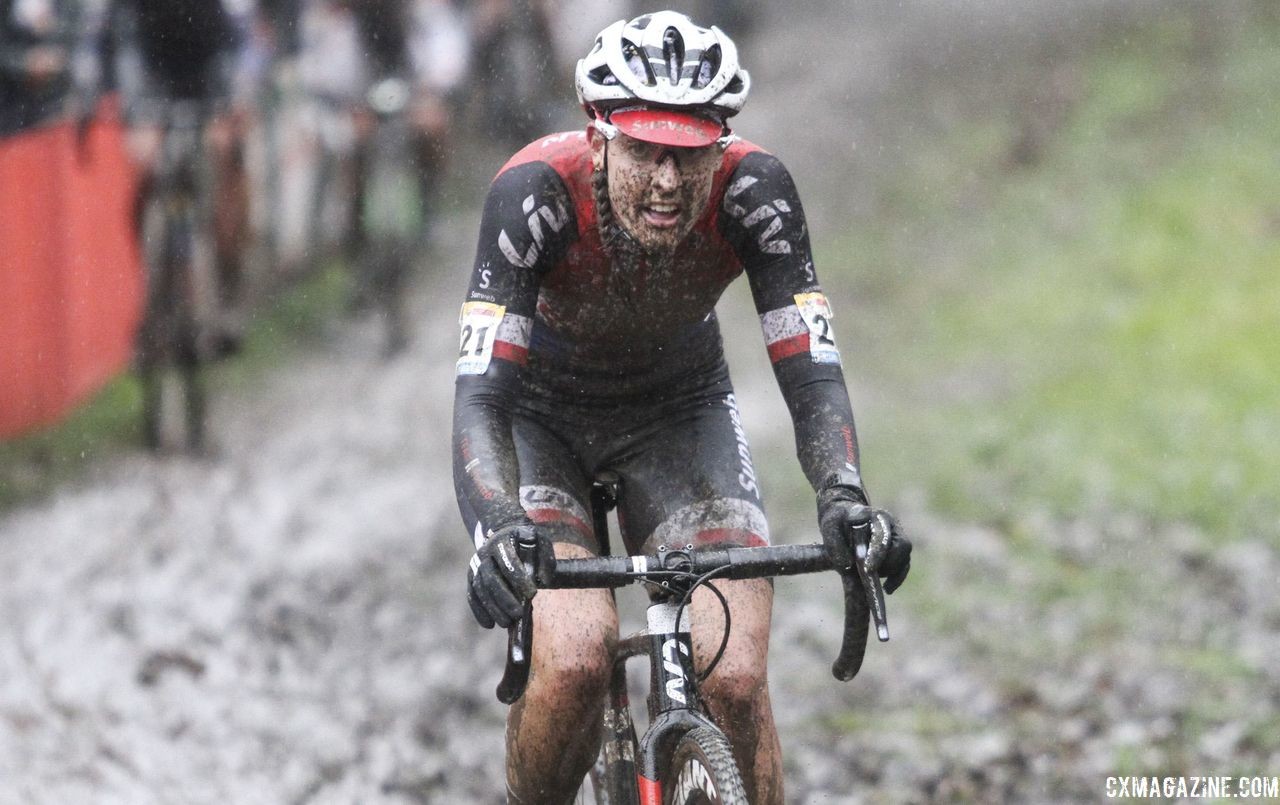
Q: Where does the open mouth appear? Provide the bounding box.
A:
[641,202,681,228]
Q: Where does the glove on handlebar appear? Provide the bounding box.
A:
[817,482,913,594]
[466,523,548,629]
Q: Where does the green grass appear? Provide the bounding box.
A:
[0,262,350,510]
[0,377,143,508]
[834,9,1280,544]
[216,261,351,388]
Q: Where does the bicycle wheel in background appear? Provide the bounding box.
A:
[575,747,635,805]
[661,727,747,805]
[169,212,207,452]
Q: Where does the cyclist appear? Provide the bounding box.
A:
[103,0,254,357]
[453,11,912,803]
[349,0,467,201]
[0,0,80,136]
[297,0,467,307]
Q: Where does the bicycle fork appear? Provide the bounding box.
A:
[633,601,719,805]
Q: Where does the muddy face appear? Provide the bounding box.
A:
[592,130,723,254]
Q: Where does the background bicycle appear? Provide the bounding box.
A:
[350,76,423,356]
[133,100,218,452]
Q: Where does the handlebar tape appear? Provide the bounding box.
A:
[831,570,870,681]
[832,528,891,681]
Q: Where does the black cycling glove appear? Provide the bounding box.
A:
[467,523,548,629]
[817,477,912,594]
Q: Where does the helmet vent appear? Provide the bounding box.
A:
[622,40,655,85]
[694,44,721,89]
[589,65,619,86]
[663,27,685,85]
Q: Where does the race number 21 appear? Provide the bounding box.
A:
[456,302,506,376]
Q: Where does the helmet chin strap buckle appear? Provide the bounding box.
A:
[592,118,620,141]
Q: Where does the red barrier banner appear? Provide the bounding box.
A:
[0,107,143,439]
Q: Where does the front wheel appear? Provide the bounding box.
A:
[662,727,747,805]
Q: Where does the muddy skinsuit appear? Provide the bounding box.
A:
[453,130,864,554]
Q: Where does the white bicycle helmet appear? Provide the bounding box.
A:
[576,11,750,146]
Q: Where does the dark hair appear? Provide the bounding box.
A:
[591,165,616,248]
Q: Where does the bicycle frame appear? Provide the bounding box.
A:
[142,102,208,338]
[589,595,727,805]
[638,599,723,804]
[587,552,844,805]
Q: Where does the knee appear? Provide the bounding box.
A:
[528,584,617,707]
[531,633,613,708]
[701,657,769,714]
[693,579,773,712]
[547,640,612,687]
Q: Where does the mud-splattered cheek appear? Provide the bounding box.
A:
[676,169,717,235]
[608,163,653,240]
[608,160,718,252]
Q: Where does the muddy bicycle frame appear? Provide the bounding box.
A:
[495,480,892,803]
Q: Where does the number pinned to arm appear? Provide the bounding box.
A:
[793,293,841,365]
[457,302,506,375]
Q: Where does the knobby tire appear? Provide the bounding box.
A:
[662,727,747,805]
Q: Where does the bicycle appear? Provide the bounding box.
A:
[350,75,425,356]
[495,478,893,804]
[134,100,217,452]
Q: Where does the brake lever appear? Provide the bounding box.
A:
[832,518,891,682]
[495,530,555,704]
[853,538,890,642]
[496,601,533,705]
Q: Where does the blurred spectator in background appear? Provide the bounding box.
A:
[351,0,468,229]
[465,0,558,145]
[258,0,303,58]
[0,0,81,136]
[297,0,467,259]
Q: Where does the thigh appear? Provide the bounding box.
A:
[690,576,773,690]
[528,542,619,678]
[511,412,598,552]
[612,391,770,554]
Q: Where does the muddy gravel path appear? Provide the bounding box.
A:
[5,3,1275,804]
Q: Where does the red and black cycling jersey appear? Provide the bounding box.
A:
[454,130,865,538]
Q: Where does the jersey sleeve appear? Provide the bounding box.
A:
[452,160,576,541]
[720,151,867,495]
